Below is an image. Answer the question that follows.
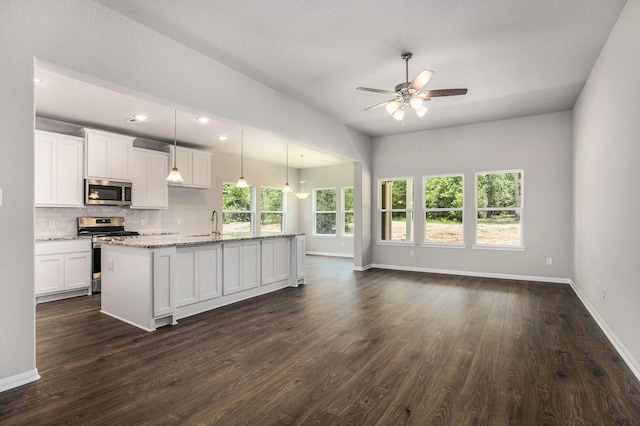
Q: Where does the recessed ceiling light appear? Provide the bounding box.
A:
[127,114,149,123]
[217,135,228,141]
[197,117,211,124]
[34,77,42,83]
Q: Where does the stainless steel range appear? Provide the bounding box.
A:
[77,217,140,293]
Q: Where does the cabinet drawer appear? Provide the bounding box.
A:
[35,239,91,256]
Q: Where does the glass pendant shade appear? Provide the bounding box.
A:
[283,182,293,193]
[416,106,429,117]
[386,100,401,114]
[409,96,423,110]
[392,107,405,121]
[166,109,185,182]
[236,176,248,188]
[294,154,310,200]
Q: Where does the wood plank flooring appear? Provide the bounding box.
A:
[2,256,640,425]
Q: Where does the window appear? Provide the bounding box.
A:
[424,174,463,244]
[475,170,523,247]
[342,186,355,237]
[260,187,285,236]
[222,182,254,237]
[314,188,337,235]
[379,178,414,242]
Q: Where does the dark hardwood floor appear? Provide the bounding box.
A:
[2,256,640,425]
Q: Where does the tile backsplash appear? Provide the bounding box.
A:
[36,206,162,238]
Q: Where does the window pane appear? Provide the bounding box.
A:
[425,176,463,209]
[261,213,283,235]
[315,213,336,235]
[344,212,354,236]
[344,187,354,211]
[381,180,412,209]
[476,210,521,245]
[222,212,252,237]
[316,189,336,211]
[381,211,413,242]
[477,172,522,208]
[223,183,251,211]
[425,211,463,244]
[261,187,283,211]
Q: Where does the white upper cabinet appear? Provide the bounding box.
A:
[84,129,134,181]
[169,146,212,189]
[35,130,84,207]
[131,148,169,209]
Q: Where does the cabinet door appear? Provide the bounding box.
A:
[64,252,91,290]
[86,133,109,178]
[55,138,84,206]
[275,238,290,282]
[191,151,211,188]
[242,241,260,290]
[131,149,150,207]
[107,137,132,180]
[153,249,175,317]
[173,147,192,186]
[148,152,169,208]
[261,240,276,285]
[35,255,65,294]
[34,134,57,205]
[176,248,198,307]
[296,236,306,281]
[223,243,242,295]
[199,245,222,300]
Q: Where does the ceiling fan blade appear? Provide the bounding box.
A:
[356,87,397,95]
[419,88,468,98]
[407,69,434,92]
[363,99,396,111]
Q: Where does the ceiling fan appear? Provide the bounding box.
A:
[357,52,467,121]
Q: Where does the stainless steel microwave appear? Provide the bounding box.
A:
[85,179,132,206]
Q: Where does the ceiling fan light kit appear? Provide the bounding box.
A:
[357,52,467,121]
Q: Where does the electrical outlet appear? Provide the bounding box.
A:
[177,218,182,226]
[141,219,146,227]
[48,220,55,228]
[546,257,552,265]
[108,259,114,271]
[409,250,414,257]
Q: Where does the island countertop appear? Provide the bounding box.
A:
[101,233,305,249]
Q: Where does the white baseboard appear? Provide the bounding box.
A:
[371,263,571,284]
[569,280,640,382]
[306,251,354,259]
[0,369,40,393]
[353,264,372,272]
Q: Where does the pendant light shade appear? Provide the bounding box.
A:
[283,143,292,193]
[236,129,248,188]
[166,109,184,182]
[294,154,310,200]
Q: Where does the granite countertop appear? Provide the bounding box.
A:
[36,235,92,242]
[101,233,304,249]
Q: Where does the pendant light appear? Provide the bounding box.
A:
[166,109,184,182]
[283,143,292,193]
[236,129,248,188]
[294,154,310,200]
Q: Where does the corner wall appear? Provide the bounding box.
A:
[572,0,640,376]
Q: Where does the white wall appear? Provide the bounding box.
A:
[0,0,371,389]
[572,0,640,375]
[298,163,355,257]
[371,112,573,280]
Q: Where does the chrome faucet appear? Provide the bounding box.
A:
[211,210,220,237]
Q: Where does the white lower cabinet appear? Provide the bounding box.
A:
[153,248,175,317]
[296,235,306,284]
[35,239,91,300]
[175,245,222,307]
[223,241,261,295]
[262,238,290,285]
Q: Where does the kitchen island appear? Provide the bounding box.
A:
[100,234,305,331]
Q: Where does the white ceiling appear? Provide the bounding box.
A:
[36,0,627,166]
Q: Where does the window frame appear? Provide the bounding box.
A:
[313,187,337,237]
[422,173,465,248]
[474,169,525,251]
[377,177,415,245]
[222,181,255,237]
[259,186,286,236]
[342,186,355,238]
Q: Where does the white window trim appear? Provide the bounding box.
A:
[342,186,355,238]
[474,169,525,250]
[222,182,256,237]
[377,177,415,244]
[422,173,465,247]
[260,186,286,235]
[313,187,337,237]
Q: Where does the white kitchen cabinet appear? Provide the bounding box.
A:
[175,245,222,307]
[35,239,91,301]
[131,148,169,209]
[35,131,84,207]
[169,146,212,189]
[262,238,290,286]
[84,129,134,181]
[223,241,261,295]
[153,248,175,317]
